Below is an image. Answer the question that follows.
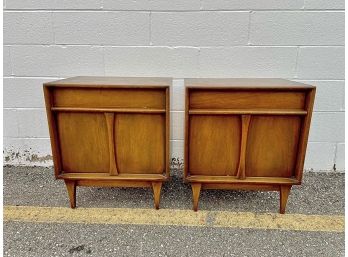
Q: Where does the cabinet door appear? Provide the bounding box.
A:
[188,115,241,176]
[57,112,110,173]
[115,114,166,174]
[245,116,301,177]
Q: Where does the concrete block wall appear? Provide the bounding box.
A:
[3,0,345,171]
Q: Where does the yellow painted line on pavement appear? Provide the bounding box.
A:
[4,206,207,227]
[4,206,344,233]
[214,211,344,232]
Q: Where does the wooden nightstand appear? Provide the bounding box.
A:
[184,78,315,213]
[44,76,170,209]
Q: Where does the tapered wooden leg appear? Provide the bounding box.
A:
[279,185,292,214]
[192,183,202,212]
[152,182,162,210]
[64,180,76,209]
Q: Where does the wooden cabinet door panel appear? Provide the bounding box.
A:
[57,112,110,173]
[115,114,165,174]
[189,115,241,176]
[245,116,301,177]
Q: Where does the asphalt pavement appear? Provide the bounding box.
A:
[3,166,345,257]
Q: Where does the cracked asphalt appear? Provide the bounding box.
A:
[3,166,345,257]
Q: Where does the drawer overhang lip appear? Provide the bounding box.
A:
[185,175,300,185]
[59,173,168,181]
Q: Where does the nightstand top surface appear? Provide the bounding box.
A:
[44,76,172,87]
[185,78,314,89]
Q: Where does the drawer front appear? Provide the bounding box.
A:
[52,88,166,109]
[189,90,306,110]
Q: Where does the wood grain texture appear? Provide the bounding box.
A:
[189,115,241,176]
[104,113,118,175]
[51,107,165,113]
[184,87,190,179]
[165,88,170,178]
[245,116,301,178]
[186,175,299,185]
[64,180,76,209]
[295,89,316,181]
[115,114,165,174]
[192,183,202,212]
[190,90,306,110]
[44,77,170,209]
[280,185,292,214]
[236,115,251,179]
[184,80,315,214]
[152,182,162,210]
[59,173,167,181]
[185,78,315,89]
[43,86,62,177]
[53,88,165,109]
[57,112,110,173]
[44,76,171,87]
[189,109,307,115]
[202,183,279,191]
[77,180,151,187]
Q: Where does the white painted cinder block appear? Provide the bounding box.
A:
[53,12,150,45]
[104,47,199,77]
[304,0,345,10]
[297,47,345,79]
[4,137,52,166]
[11,45,104,77]
[5,0,102,9]
[170,111,184,141]
[250,12,344,46]
[4,109,19,137]
[198,47,297,77]
[3,46,12,76]
[335,143,345,171]
[4,109,49,138]
[2,1,345,171]
[4,78,56,108]
[103,0,201,11]
[151,12,249,46]
[297,80,345,111]
[304,142,336,171]
[171,79,185,111]
[170,140,184,161]
[309,112,345,142]
[4,12,54,44]
[201,0,304,10]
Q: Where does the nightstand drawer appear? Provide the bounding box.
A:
[51,87,166,109]
[189,89,306,110]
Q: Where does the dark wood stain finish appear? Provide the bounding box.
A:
[184,78,315,213]
[44,76,171,209]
